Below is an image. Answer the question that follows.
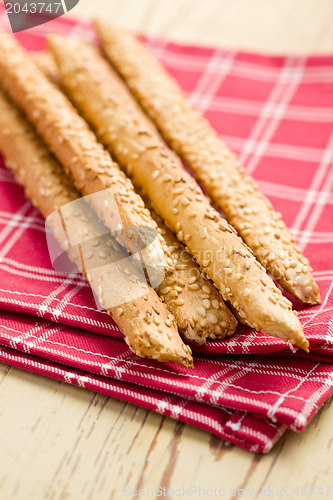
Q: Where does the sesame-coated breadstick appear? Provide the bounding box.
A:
[0,32,173,276]
[148,204,238,344]
[0,88,193,367]
[30,51,61,87]
[32,49,238,346]
[48,36,309,351]
[95,20,320,306]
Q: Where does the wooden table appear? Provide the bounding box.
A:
[1,1,333,498]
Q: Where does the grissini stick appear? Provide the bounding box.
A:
[148,203,238,344]
[0,32,173,277]
[0,88,193,367]
[30,51,61,87]
[31,50,237,346]
[95,20,320,306]
[48,36,309,351]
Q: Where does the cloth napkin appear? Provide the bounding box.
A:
[0,6,332,453]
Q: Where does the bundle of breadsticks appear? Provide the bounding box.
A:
[95,21,321,307]
[0,88,195,367]
[0,33,235,367]
[0,27,320,366]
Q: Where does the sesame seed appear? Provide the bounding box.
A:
[189,283,200,291]
[198,306,206,317]
[212,299,220,309]
[153,316,160,325]
[176,264,187,270]
[175,298,185,306]
[208,312,218,324]
[152,170,159,179]
[286,268,294,280]
[203,299,211,309]
[202,285,211,294]
[238,310,247,320]
[173,187,184,195]
[161,286,171,294]
[181,197,190,206]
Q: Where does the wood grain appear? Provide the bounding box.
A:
[72,0,333,53]
[1,0,333,498]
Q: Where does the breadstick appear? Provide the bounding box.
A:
[30,51,61,87]
[148,203,238,343]
[0,32,173,277]
[31,49,238,346]
[95,20,320,306]
[48,36,309,351]
[0,88,193,367]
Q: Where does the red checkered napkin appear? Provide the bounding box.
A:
[0,6,333,452]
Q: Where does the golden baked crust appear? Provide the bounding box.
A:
[30,51,61,87]
[95,20,320,306]
[0,87,192,367]
[0,32,173,276]
[149,204,238,344]
[48,35,309,351]
[35,46,237,346]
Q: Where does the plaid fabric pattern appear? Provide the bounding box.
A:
[0,5,332,453]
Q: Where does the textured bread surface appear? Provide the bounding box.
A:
[34,46,237,346]
[0,87,193,367]
[48,35,309,351]
[0,32,173,277]
[96,20,320,306]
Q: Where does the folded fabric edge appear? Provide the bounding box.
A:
[0,309,332,435]
[1,288,332,361]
